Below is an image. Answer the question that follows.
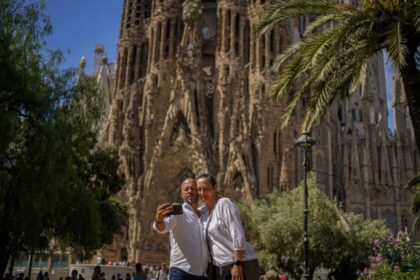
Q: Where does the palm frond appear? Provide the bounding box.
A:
[408,1,420,32]
[383,21,408,68]
[303,5,358,36]
[407,173,420,190]
[256,0,339,35]
[300,38,372,130]
[414,216,420,232]
[258,0,416,133]
[279,76,315,128]
[271,41,302,73]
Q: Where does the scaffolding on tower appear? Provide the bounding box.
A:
[93,44,105,76]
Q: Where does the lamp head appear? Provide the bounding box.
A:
[296,132,316,148]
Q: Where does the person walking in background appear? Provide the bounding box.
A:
[143,268,152,280]
[197,173,259,280]
[156,264,168,280]
[36,271,44,280]
[133,263,145,280]
[92,267,101,280]
[71,270,78,280]
[153,177,208,279]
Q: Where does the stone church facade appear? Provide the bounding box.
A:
[97,0,419,262]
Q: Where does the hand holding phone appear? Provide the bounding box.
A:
[170,203,183,215]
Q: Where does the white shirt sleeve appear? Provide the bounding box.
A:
[220,199,247,251]
[152,215,177,234]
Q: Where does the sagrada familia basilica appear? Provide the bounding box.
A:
[93,0,419,262]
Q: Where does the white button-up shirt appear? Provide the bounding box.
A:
[200,197,257,267]
[153,203,208,276]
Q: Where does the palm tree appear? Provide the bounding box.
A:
[257,0,420,156]
[407,175,420,231]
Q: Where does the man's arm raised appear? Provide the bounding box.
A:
[153,203,174,233]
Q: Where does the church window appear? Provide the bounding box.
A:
[129,45,137,84]
[217,9,222,52]
[225,10,231,53]
[139,41,148,77]
[338,104,343,122]
[270,30,275,54]
[194,89,200,128]
[144,0,151,18]
[154,22,161,63]
[260,55,265,71]
[224,65,230,79]
[119,47,128,89]
[164,19,171,59]
[273,130,277,154]
[223,10,231,52]
[244,20,250,64]
[234,13,240,57]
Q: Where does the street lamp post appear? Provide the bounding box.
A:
[296,132,315,280]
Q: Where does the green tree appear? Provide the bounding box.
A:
[239,175,389,279]
[257,0,420,154]
[0,0,127,276]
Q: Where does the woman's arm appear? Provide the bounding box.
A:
[231,250,245,280]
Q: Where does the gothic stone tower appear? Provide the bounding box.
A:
[100,0,419,262]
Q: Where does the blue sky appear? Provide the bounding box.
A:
[383,56,395,131]
[45,0,123,74]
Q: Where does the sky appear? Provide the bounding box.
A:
[45,0,123,74]
[383,56,395,131]
[44,0,395,130]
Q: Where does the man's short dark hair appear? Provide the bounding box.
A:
[181,175,195,183]
[196,173,216,187]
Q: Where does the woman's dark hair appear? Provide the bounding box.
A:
[196,173,217,187]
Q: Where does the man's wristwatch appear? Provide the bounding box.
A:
[233,260,243,266]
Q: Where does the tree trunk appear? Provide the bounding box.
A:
[0,232,12,280]
[27,252,34,280]
[400,50,420,158]
[0,255,10,280]
[8,253,15,277]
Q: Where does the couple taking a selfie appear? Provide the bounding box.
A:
[153,173,259,280]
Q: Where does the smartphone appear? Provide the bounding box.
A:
[171,203,183,215]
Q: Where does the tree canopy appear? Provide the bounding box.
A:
[0,0,127,276]
[239,175,389,279]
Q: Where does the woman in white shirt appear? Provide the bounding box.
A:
[196,173,259,280]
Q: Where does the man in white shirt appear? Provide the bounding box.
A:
[153,177,208,280]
